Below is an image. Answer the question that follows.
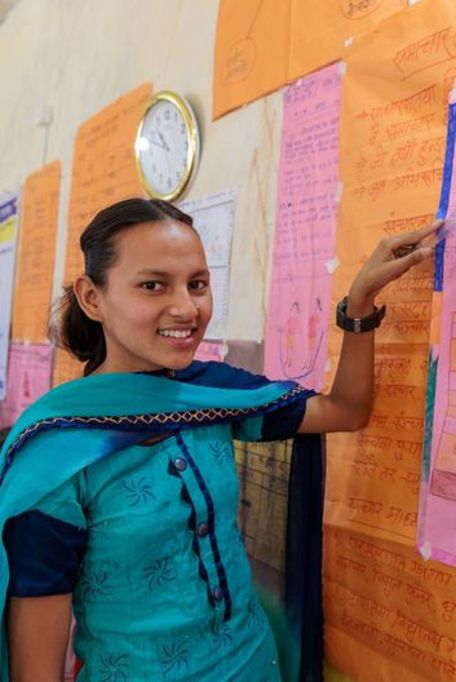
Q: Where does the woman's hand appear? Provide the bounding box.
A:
[347,219,443,316]
[300,218,444,434]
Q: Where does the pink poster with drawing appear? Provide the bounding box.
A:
[264,62,343,390]
[418,95,456,566]
[0,342,53,428]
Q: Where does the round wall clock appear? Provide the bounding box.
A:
[135,90,201,202]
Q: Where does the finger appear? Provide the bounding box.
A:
[389,220,444,259]
[414,218,444,239]
[388,219,444,249]
[383,245,434,279]
[400,245,434,266]
[392,243,417,259]
[395,229,447,258]
[375,247,432,288]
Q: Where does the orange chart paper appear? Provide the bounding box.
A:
[64,82,152,285]
[52,350,83,388]
[213,0,291,118]
[54,82,152,386]
[325,1,456,680]
[289,0,407,83]
[12,161,61,343]
[213,0,408,118]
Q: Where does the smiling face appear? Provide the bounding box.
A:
[75,220,212,374]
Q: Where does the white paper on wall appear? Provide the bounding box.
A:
[180,191,235,339]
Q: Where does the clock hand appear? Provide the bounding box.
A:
[157,130,170,153]
[150,139,166,150]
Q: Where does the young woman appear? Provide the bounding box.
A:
[0,199,438,682]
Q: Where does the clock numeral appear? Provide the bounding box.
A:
[167,177,173,189]
[164,108,170,121]
[180,123,186,135]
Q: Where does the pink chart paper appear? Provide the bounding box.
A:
[264,63,342,389]
[0,343,53,429]
[195,341,224,363]
[418,96,456,566]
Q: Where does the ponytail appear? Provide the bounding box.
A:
[56,285,106,376]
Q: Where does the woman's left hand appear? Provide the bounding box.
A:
[347,219,443,314]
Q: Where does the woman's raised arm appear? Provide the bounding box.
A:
[299,221,441,434]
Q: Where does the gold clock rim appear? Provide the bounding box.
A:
[135,90,199,202]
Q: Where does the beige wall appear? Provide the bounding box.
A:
[0,0,283,342]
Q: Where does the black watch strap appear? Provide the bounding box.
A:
[336,296,386,333]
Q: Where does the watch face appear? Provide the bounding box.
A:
[136,94,198,200]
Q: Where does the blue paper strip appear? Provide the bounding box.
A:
[434,101,456,291]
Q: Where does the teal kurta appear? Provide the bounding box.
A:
[31,423,280,682]
[1,365,324,682]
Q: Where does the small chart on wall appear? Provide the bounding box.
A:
[0,162,61,426]
[12,161,61,343]
[180,192,235,341]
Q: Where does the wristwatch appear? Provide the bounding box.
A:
[336,296,386,333]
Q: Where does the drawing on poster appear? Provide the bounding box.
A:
[213,0,290,118]
[279,298,325,380]
[221,0,262,85]
[340,0,386,20]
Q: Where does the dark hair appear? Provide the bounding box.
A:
[56,198,195,376]
[0,427,10,448]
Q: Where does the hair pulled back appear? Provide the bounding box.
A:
[56,198,194,376]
